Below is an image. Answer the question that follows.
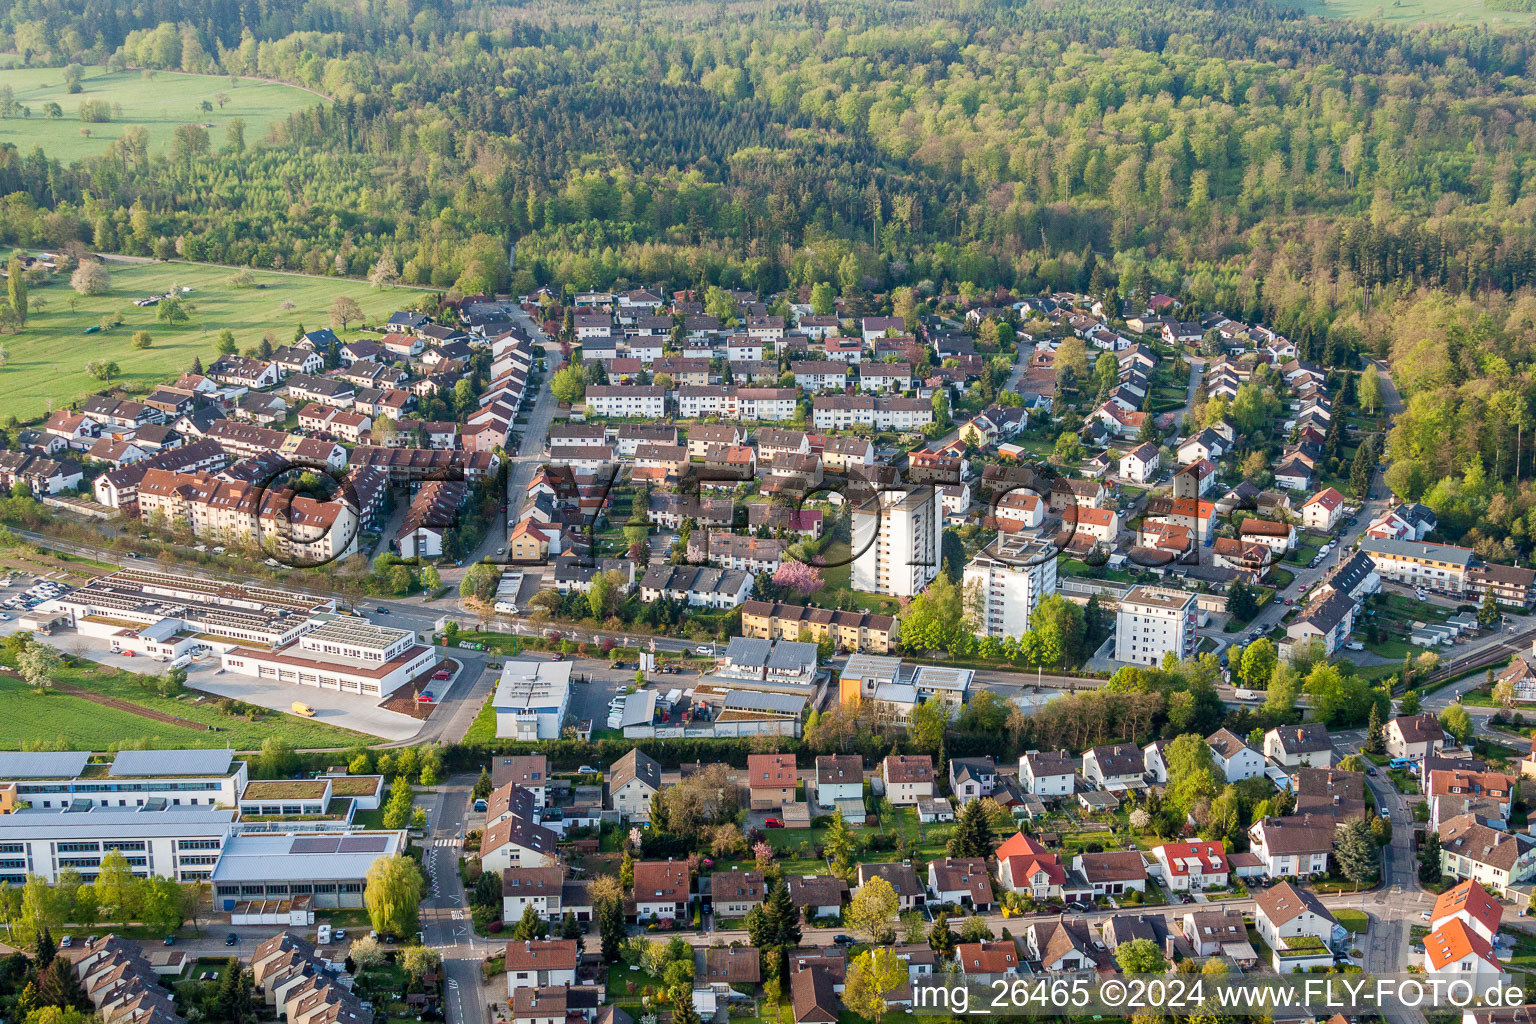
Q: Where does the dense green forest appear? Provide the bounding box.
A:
[9,0,1536,552]
[2,0,1536,311]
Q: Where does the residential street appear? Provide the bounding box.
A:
[420,773,501,1024]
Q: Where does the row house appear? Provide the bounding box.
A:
[93,437,227,512]
[637,565,753,608]
[685,531,787,574]
[857,362,912,393]
[811,395,933,432]
[0,451,82,496]
[285,374,356,408]
[208,354,281,389]
[792,361,849,391]
[297,404,372,444]
[739,600,896,654]
[586,385,665,419]
[81,395,163,431]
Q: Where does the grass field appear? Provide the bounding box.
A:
[0,66,319,164]
[0,659,370,750]
[1284,0,1535,22]
[2,257,423,421]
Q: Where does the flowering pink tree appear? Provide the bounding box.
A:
[753,840,774,871]
[773,560,823,596]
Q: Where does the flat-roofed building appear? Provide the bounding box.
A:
[0,805,236,884]
[1114,586,1197,665]
[491,661,573,740]
[0,749,249,811]
[210,830,407,909]
[963,535,1058,639]
[222,616,437,698]
[59,568,332,655]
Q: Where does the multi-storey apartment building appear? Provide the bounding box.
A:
[962,536,1058,638]
[1114,586,1197,665]
[851,487,943,597]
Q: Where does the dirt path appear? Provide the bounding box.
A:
[51,681,211,731]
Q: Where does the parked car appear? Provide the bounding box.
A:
[832,935,855,945]
[578,765,599,774]
[59,936,72,948]
[764,817,785,828]
[225,933,239,946]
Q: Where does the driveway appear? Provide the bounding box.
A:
[191,672,426,741]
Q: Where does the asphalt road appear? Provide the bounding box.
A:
[422,775,498,1024]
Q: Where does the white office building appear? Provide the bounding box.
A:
[852,487,943,597]
[222,616,437,698]
[962,536,1058,638]
[0,749,248,811]
[0,806,235,884]
[492,660,574,740]
[1114,585,1197,665]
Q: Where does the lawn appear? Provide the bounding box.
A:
[2,257,422,421]
[0,659,370,750]
[0,66,319,164]
[1286,0,1535,24]
[462,694,499,746]
[1334,909,1370,933]
[812,541,901,616]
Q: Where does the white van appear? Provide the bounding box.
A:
[317,924,332,945]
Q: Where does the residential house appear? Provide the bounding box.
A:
[1423,919,1503,980]
[1439,814,1536,893]
[1301,488,1347,532]
[710,870,766,918]
[1207,729,1266,782]
[927,858,995,910]
[814,755,864,807]
[747,754,798,809]
[1152,841,1229,891]
[505,940,579,995]
[1386,714,1447,761]
[632,860,691,921]
[1248,815,1334,878]
[1253,881,1338,960]
[1429,880,1503,944]
[949,758,997,802]
[786,876,848,920]
[954,942,1021,977]
[1264,724,1333,768]
[881,755,935,805]
[608,749,661,823]
[857,862,925,911]
[1018,751,1075,797]
[1118,443,1161,485]
[1081,745,1144,791]
[1182,909,1258,965]
[996,833,1066,899]
[1072,851,1148,896]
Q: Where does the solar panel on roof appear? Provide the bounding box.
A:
[289,836,342,855]
[0,752,90,779]
[111,749,233,777]
[338,836,389,853]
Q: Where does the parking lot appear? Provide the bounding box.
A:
[0,572,74,618]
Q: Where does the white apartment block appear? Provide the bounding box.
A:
[737,388,798,421]
[1114,585,1197,665]
[963,538,1058,638]
[585,386,665,419]
[852,487,943,597]
[812,396,933,432]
